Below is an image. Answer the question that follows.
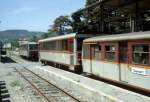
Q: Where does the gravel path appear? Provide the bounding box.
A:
[0,56,42,102]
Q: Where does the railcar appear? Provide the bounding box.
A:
[19,42,38,60]
[38,33,96,72]
[0,42,7,58]
[82,31,150,90]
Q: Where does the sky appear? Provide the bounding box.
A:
[0,0,85,32]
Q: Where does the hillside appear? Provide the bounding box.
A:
[0,30,44,42]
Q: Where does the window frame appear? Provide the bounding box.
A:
[104,42,118,62]
[82,44,90,59]
[129,41,150,66]
[91,44,101,61]
[68,37,74,53]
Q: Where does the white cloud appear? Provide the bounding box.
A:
[8,7,39,15]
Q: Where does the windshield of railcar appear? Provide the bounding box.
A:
[29,44,38,50]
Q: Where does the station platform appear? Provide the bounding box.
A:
[29,65,150,102]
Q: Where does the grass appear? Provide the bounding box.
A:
[10,80,20,87]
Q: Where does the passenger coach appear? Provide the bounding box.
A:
[39,33,95,72]
[19,42,38,59]
[82,31,150,90]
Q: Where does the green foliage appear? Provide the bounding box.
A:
[30,35,39,42]
[40,30,58,39]
[41,33,49,39]
[72,0,130,34]
[72,0,100,33]
[11,40,19,48]
[10,80,20,87]
[52,15,73,35]
[0,30,44,43]
[41,15,73,39]
[86,0,97,6]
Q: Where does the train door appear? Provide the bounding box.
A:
[90,44,102,76]
[119,41,128,82]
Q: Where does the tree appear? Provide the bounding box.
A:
[41,33,49,39]
[72,0,130,34]
[72,0,101,33]
[52,15,73,35]
[11,40,19,48]
[30,35,39,42]
[86,0,97,6]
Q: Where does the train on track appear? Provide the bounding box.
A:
[0,42,7,59]
[38,33,96,71]
[19,42,38,60]
[82,31,150,91]
[19,31,150,92]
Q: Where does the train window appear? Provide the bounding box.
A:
[58,40,61,51]
[93,45,101,60]
[62,40,68,51]
[105,45,116,61]
[68,38,74,52]
[132,44,149,65]
[83,45,90,59]
[69,40,74,52]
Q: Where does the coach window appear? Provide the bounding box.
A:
[105,45,116,61]
[132,44,149,65]
[93,45,101,60]
[67,38,74,52]
[56,40,60,51]
[62,40,68,51]
[83,44,90,59]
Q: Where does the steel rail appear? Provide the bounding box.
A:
[15,67,81,102]
[15,68,52,102]
[23,67,81,102]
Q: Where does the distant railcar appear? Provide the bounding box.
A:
[0,42,7,58]
[82,31,150,91]
[19,42,38,60]
[38,33,95,72]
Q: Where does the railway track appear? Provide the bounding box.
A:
[12,56,150,97]
[14,67,81,102]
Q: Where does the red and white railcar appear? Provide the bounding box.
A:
[19,42,38,59]
[82,31,150,90]
[38,33,95,72]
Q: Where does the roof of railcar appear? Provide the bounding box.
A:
[20,42,37,45]
[38,33,97,42]
[84,31,150,43]
[39,33,76,42]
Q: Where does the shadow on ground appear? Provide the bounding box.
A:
[0,81,11,102]
[1,57,16,63]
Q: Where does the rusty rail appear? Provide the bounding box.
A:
[15,67,81,102]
